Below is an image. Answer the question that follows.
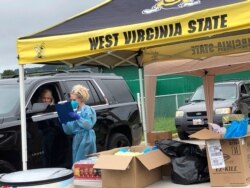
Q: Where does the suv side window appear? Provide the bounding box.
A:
[28,83,62,113]
[240,85,247,95]
[64,80,105,106]
[244,84,250,95]
[86,81,106,105]
[101,79,134,103]
[30,84,61,106]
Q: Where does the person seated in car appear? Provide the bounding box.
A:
[38,88,65,167]
[39,88,55,105]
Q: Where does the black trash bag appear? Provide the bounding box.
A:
[155,139,202,157]
[155,139,210,185]
[171,154,209,184]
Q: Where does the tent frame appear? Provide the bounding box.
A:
[16,0,250,170]
[19,65,28,170]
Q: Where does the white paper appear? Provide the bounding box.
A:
[207,140,225,169]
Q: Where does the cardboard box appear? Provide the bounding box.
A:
[190,129,250,187]
[93,145,171,188]
[147,131,172,146]
[161,164,171,177]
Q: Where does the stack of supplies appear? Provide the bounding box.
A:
[73,156,102,187]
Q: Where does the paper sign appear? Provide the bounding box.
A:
[207,140,225,169]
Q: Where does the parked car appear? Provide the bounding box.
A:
[175,80,250,140]
[0,72,142,173]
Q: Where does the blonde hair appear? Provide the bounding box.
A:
[71,84,89,102]
[40,88,54,104]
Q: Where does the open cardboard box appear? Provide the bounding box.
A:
[147,131,172,146]
[190,129,250,187]
[93,145,171,188]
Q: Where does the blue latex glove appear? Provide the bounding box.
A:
[68,112,80,120]
[119,148,129,153]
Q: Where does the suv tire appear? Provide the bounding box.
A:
[0,160,16,173]
[177,131,189,140]
[108,133,130,149]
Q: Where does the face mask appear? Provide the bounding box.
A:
[71,100,78,109]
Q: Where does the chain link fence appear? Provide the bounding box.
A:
[137,92,194,132]
[154,92,194,118]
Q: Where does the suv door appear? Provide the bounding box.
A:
[26,82,70,169]
[239,83,250,116]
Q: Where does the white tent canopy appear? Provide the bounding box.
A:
[144,52,250,132]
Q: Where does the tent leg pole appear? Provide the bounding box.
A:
[138,68,148,145]
[19,65,28,170]
[136,93,142,124]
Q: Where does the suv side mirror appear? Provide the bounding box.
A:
[240,93,250,99]
[27,103,49,114]
[185,98,190,103]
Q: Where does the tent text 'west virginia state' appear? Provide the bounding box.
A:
[17,0,250,65]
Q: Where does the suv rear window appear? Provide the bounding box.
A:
[102,79,134,103]
[0,85,19,114]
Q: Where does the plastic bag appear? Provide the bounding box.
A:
[155,139,210,185]
[171,155,209,185]
[224,118,249,138]
[155,139,202,158]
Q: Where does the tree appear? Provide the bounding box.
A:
[56,65,68,72]
[2,69,16,78]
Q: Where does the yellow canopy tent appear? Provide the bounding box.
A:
[17,0,250,170]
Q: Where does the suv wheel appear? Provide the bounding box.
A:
[108,133,130,149]
[177,131,189,140]
[0,160,16,173]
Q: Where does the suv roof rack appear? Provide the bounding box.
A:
[25,68,93,76]
[67,69,92,73]
[1,67,96,79]
[1,71,66,79]
[25,70,68,77]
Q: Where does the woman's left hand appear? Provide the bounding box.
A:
[68,112,80,120]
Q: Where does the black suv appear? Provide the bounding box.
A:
[175,80,250,139]
[0,72,142,173]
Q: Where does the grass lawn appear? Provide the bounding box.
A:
[141,117,177,141]
[153,116,177,133]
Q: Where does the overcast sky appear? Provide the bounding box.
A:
[0,0,104,73]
